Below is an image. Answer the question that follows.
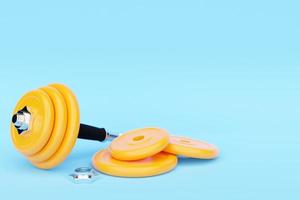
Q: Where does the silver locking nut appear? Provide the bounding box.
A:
[69,167,100,183]
[12,106,31,135]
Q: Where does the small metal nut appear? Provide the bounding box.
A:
[12,106,31,135]
[69,167,99,183]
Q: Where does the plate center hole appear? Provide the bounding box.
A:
[180,139,191,144]
[133,135,144,141]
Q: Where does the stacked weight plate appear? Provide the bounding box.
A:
[11,84,80,169]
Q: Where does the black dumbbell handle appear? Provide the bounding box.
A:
[78,124,108,142]
[12,111,114,142]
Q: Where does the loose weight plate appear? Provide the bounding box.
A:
[92,149,177,177]
[108,127,170,161]
[164,136,219,159]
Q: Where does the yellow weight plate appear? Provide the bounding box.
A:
[11,89,54,156]
[28,86,68,163]
[164,136,219,159]
[108,127,170,161]
[92,149,177,177]
[32,83,80,169]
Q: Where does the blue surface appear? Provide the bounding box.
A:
[0,1,299,199]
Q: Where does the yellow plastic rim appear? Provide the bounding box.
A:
[163,136,219,159]
[32,84,80,169]
[27,86,68,163]
[92,149,177,177]
[108,127,170,161]
[11,89,54,156]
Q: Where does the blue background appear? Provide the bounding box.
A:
[0,0,299,199]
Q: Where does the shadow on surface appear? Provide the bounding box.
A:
[178,156,220,166]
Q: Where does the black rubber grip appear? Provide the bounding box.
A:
[78,124,107,142]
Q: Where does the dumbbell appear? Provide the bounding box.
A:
[11,83,219,173]
[11,83,122,169]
